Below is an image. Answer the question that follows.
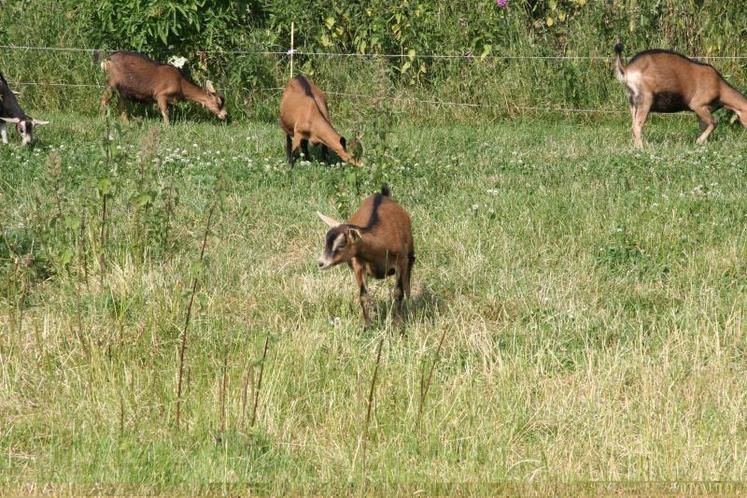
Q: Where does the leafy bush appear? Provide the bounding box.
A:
[1,0,746,121]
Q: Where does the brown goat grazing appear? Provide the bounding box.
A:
[99,51,227,125]
[280,75,362,167]
[615,42,747,148]
[317,185,414,328]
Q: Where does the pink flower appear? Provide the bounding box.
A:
[496,0,507,7]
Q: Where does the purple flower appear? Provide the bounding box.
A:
[496,0,507,7]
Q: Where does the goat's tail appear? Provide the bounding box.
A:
[381,183,391,197]
[614,39,625,83]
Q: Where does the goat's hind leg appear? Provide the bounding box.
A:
[1,123,7,145]
[393,256,412,330]
[631,95,652,149]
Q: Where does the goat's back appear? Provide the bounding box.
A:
[624,50,722,95]
[103,52,185,101]
[279,75,330,133]
[348,193,413,255]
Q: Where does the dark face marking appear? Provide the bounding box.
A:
[340,136,347,151]
[319,226,354,270]
[324,228,346,257]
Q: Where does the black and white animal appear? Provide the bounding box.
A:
[0,72,48,145]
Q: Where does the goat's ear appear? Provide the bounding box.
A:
[0,117,21,124]
[340,136,347,151]
[205,80,216,94]
[349,227,363,242]
[317,211,341,228]
[31,119,49,126]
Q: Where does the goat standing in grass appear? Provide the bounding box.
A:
[317,185,414,328]
[280,75,362,167]
[98,51,227,125]
[614,41,747,148]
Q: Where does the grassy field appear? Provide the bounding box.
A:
[1,109,746,495]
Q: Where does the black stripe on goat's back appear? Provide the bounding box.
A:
[293,75,314,98]
[363,194,383,230]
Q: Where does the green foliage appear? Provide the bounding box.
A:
[1,0,747,120]
[80,1,251,56]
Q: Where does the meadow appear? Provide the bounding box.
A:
[1,108,746,494]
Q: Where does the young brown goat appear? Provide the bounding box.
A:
[615,42,747,148]
[317,185,414,328]
[99,51,227,125]
[280,75,362,167]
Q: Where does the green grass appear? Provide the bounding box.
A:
[1,110,746,495]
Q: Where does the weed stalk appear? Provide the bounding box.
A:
[362,336,385,464]
[250,334,270,428]
[175,201,217,430]
[417,328,448,425]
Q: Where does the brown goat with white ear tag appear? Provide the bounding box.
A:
[614,40,747,148]
[317,184,414,328]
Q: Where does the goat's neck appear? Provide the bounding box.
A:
[720,81,747,115]
[313,119,350,160]
[313,118,361,166]
[181,80,212,107]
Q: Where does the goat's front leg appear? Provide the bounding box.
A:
[100,87,113,116]
[1,123,7,145]
[352,258,372,329]
[290,133,304,167]
[285,134,293,164]
[693,106,716,144]
[320,144,329,163]
[301,138,311,161]
[116,96,129,124]
[156,96,170,125]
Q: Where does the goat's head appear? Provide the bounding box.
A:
[316,212,363,270]
[348,131,364,162]
[0,117,49,145]
[203,80,227,121]
[339,132,364,167]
